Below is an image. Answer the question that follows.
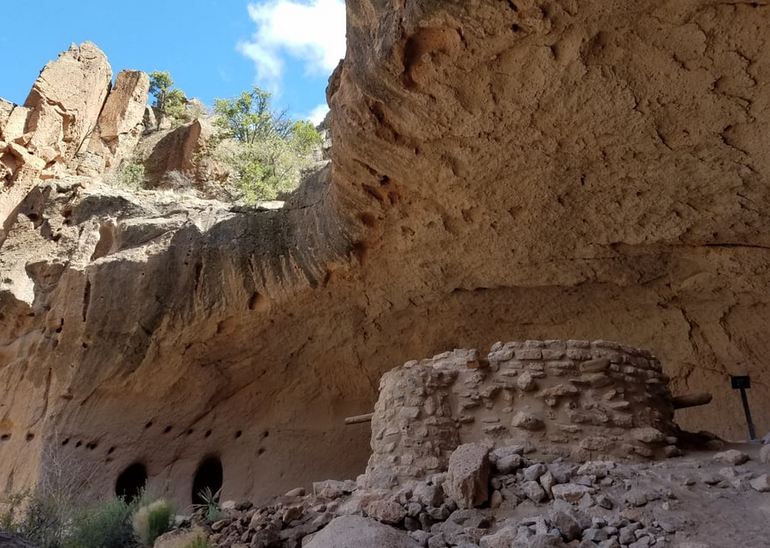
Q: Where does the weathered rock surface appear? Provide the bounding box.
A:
[1,42,148,240]
[137,118,228,189]
[304,516,420,548]
[152,527,208,548]
[2,0,770,508]
[444,443,491,509]
[713,450,749,466]
[24,42,112,164]
[173,442,770,548]
[76,70,150,177]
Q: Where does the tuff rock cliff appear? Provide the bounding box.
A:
[1,0,770,506]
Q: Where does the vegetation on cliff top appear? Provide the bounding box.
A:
[135,72,323,203]
[212,86,322,202]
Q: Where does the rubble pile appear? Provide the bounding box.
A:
[174,441,770,548]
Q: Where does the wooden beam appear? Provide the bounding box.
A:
[672,392,713,410]
[344,412,374,425]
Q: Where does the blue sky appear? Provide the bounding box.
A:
[1,0,345,124]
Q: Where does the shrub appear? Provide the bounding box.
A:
[149,71,190,125]
[191,487,222,523]
[213,87,288,144]
[65,497,136,548]
[289,120,323,155]
[0,492,27,533]
[2,442,98,547]
[212,86,323,203]
[114,160,146,190]
[13,493,67,548]
[132,499,173,547]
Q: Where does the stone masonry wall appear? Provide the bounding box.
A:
[364,341,678,488]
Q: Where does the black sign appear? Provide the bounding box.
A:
[731,375,751,389]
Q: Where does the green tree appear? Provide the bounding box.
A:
[213,87,323,203]
[149,71,173,111]
[149,71,188,121]
[213,87,291,144]
[290,120,323,154]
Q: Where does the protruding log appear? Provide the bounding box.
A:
[344,412,374,425]
[673,393,713,410]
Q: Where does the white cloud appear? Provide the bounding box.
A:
[239,0,346,91]
[307,103,329,125]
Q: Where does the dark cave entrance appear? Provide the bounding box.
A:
[115,462,147,501]
[192,455,223,505]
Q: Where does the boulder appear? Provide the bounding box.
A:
[24,42,112,163]
[0,142,47,227]
[76,70,150,177]
[548,509,582,541]
[313,479,356,499]
[713,450,749,466]
[551,484,594,503]
[98,71,150,140]
[623,489,649,507]
[524,463,547,481]
[304,516,420,548]
[140,118,223,187]
[153,527,208,548]
[480,526,519,548]
[495,453,523,474]
[630,427,667,444]
[749,474,770,492]
[759,444,770,465]
[577,461,615,478]
[2,42,113,232]
[413,482,444,507]
[365,499,407,524]
[0,102,30,143]
[0,99,13,136]
[444,443,491,509]
[523,480,548,503]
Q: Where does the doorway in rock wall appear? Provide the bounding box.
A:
[115,462,147,501]
[192,455,223,505]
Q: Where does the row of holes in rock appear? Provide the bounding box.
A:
[0,432,35,442]
[58,428,269,454]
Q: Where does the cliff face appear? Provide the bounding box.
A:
[1,0,770,505]
[329,0,770,436]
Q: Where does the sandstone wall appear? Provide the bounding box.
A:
[23,43,112,164]
[1,1,770,508]
[0,43,151,241]
[76,70,150,177]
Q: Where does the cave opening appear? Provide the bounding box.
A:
[115,462,147,501]
[192,455,223,505]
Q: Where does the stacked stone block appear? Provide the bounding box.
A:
[365,341,678,487]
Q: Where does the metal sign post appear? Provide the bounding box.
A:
[731,375,756,441]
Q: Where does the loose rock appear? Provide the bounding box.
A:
[444,444,491,509]
[304,516,420,548]
[713,450,749,466]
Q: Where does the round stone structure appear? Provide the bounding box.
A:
[364,340,677,487]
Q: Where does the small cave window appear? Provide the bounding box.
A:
[192,456,223,505]
[115,462,147,501]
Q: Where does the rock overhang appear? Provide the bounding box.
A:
[1,0,770,505]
